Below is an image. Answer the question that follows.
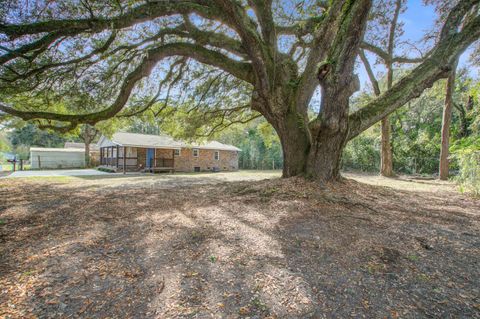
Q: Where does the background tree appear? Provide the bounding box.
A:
[8,122,66,159]
[343,66,479,175]
[359,0,425,177]
[439,61,459,180]
[78,124,99,167]
[0,0,479,182]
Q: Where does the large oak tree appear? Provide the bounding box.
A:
[0,0,479,182]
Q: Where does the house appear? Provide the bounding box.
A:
[97,132,241,173]
[30,147,85,169]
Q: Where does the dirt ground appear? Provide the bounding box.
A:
[1,171,479,318]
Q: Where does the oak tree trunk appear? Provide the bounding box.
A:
[439,66,457,180]
[277,117,348,182]
[273,87,350,182]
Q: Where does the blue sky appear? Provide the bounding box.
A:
[400,1,436,43]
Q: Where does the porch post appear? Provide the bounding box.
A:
[123,146,127,174]
[116,145,119,169]
[172,149,175,172]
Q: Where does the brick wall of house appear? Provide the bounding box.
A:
[137,148,146,170]
[174,148,238,172]
[108,146,238,172]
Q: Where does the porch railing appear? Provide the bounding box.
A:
[154,158,174,168]
[102,157,137,167]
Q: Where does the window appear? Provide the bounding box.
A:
[193,148,199,157]
[174,149,181,156]
[214,151,220,160]
[126,147,137,158]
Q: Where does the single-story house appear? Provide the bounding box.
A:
[97,132,241,173]
[30,147,85,169]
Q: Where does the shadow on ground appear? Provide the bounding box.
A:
[0,174,479,318]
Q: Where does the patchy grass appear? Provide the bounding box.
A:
[0,172,479,318]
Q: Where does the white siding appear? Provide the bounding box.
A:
[30,149,85,169]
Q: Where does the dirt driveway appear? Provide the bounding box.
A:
[1,171,479,318]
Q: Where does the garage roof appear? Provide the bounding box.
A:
[30,147,85,152]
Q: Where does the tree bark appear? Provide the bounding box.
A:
[380,56,396,176]
[275,111,310,178]
[439,64,458,180]
[274,83,351,182]
[80,124,98,168]
[84,142,90,167]
[276,114,348,182]
[380,117,394,176]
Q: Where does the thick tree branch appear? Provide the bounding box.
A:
[248,0,275,46]
[0,43,254,126]
[213,0,270,93]
[297,0,371,111]
[276,16,324,36]
[0,1,221,38]
[360,42,425,63]
[2,32,117,81]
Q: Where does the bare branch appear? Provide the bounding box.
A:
[359,49,380,96]
[360,42,425,63]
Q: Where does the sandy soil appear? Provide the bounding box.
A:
[0,171,479,318]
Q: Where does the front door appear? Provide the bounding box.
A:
[146,148,155,168]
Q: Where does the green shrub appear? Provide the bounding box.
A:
[453,149,480,196]
[97,167,115,173]
[342,134,380,172]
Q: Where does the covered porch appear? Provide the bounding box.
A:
[99,146,175,173]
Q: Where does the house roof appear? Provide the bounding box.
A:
[99,132,241,152]
[30,147,85,153]
[64,142,99,150]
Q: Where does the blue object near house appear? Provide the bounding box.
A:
[146,148,155,168]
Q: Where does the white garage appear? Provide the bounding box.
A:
[30,147,85,169]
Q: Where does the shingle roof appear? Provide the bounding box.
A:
[105,132,241,152]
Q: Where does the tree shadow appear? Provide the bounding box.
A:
[0,177,479,318]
